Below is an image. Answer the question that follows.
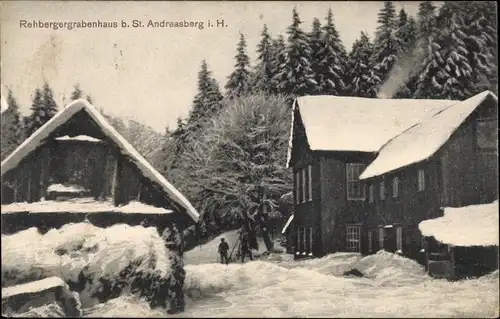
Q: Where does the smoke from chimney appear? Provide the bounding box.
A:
[377,40,427,99]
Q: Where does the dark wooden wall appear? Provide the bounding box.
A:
[362,160,442,256]
[290,107,320,256]
[1,108,194,231]
[318,152,375,255]
[438,96,498,207]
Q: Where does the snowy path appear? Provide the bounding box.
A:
[87,251,499,318]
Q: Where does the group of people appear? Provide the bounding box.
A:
[218,229,254,264]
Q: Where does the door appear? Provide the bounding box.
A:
[384,227,397,252]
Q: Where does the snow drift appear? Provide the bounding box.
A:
[1,223,175,308]
[81,249,499,317]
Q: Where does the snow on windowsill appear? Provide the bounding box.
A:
[54,135,102,143]
[1,198,173,215]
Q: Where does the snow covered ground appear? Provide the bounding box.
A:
[4,228,498,317]
[1,223,174,309]
[184,230,274,265]
[86,234,499,318]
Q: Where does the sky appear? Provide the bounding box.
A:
[1,1,421,132]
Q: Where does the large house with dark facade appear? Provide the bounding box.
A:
[286,90,498,259]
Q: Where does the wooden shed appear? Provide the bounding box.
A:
[1,99,199,235]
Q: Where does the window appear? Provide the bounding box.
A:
[296,227,301,255]
[368,184,374,203]
[477,119,496,149]
[297,227,306,254]
[380,180,385,200]
[346,226,361,252]
[309,227,313,256]
[308,165,312,201]
[295,171,300,204]
[368,230,373,252]
[302,169,307,203]
[396,227,403,252]
[392,177,399,198]
[346,163,366,200]
[417,169,425,192]
[420,236,427,252]
[302,226,307,255]
[378,228,385,250]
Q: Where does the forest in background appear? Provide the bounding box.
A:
[1,1,497,241]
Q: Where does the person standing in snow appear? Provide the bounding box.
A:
[218,238,230,264]
[239,229,253,263]
[161,223,186,314]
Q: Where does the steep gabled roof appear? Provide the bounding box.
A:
[1,99,200,223]
[360,91,498,180]
[287,95,456,167]
[0,93,8,114]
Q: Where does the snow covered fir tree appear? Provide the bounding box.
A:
[1,1,498,317]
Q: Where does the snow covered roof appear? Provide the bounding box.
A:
[287,95,455,167]
[0,94,8,114]
[2,277,66,299]
[360,91,497,179]
[0,99,199,223]
[418,201,499,247]
[281,214,294,234]
[55,135,102,142]
[1,197,174,215]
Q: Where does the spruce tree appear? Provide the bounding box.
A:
[413,1,443,98]
[462,1,498,95]
[372,1,398,88]
[253,25,276,94]
[391,10,418,98]
[25,88,44,137]
[42,82,58,117]
[189,60,224,125]
[1,90,25,160]
[270,35,287,95]
[225,33,252,98]
[316,8,348,95]
[346,32,380,98]
[70,83,83,101]
[395,9,417,55]
[308,18,323,94]
[277,8,317,98]
[25,83,58,137]
[434,2,474,99]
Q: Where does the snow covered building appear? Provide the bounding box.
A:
[1,98,200,234]
[287,90,498,259]
[419,201,498,279]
